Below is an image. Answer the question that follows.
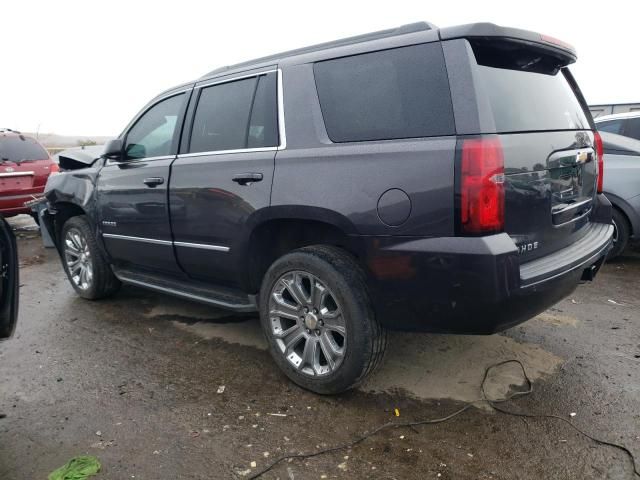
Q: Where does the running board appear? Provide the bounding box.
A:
[112,268,257,312]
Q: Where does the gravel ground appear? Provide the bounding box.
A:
[1,215,639,479]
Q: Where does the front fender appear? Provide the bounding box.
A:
[45,169,99,217]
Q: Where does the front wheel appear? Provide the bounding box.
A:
[61,215,120,299]
[259,246,386,394]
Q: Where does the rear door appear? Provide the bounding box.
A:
[454,39,598,262]
[169,69,279,287]
[97,90,190,274]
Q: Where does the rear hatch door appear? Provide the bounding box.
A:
[469,38,597,262]
[0,133,52,192]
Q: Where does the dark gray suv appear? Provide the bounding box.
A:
[41,22,613,393]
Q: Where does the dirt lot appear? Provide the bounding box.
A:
[1,215,639,479]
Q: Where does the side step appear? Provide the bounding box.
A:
[112,267,257,312]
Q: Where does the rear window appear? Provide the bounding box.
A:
[0,135,49,162]
[475,65,590,133]
[314,43,455,143]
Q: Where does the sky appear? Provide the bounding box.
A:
[1,0,637,136]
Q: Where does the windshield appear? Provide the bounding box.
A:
[0,135,49,163]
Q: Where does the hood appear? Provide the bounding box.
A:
[56,145,104,170]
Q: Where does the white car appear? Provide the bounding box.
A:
[597,130,640,259]
[595,111,640,141]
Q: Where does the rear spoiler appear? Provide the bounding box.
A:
[439,23,577,67]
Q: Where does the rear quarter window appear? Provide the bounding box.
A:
[313,43,455,143]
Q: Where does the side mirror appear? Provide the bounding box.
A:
[102,139,123,160]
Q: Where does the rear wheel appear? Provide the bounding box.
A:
[259,245,386,394]
[61,216,120,299]
[30,212,40,226]
[607,208,630,260]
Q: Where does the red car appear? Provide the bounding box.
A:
[0,129,58,221]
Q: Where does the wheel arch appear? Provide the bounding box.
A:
[44,170,101,249]
[603,191,639,237]
[241,206,365,293]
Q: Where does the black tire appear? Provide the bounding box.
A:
[259,245,386,394]
[30,212,40,227]
[60,215,120,299]
[607,208,630,261]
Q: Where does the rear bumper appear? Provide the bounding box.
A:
[363,222,613,334]
[0,190,44,216]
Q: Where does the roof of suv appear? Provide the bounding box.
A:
[198,22,577,82]
[0,129,34,142]
[595,111,640,123]
[201,22,437,79]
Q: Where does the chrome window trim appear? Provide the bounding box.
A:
[177,147,277,159]
[179,68,286,159]
[196,69,278,89]
[0,171,35,177]
[108,154,175,164]
[174,241,230,252]
[153,88,192,103]
[102,233,230,252]
[277,68,287,150]
[102,233,172,246]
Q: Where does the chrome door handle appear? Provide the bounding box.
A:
[143,177,164,187]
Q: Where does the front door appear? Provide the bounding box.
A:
[170,70,280,287]
[97,90,189,274]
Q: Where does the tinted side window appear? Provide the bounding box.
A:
[125,93,185,160]
[190,78,256,153]
[597,120,624,135]
[623,117,640,141]
[314,43,455,143]
[248,73,279,148]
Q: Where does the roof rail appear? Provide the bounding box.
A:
[0,128,21,134]
[201,21,437,79]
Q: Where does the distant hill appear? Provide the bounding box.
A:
[24,132,114,149]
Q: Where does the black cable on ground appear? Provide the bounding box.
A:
[246,359,639,479]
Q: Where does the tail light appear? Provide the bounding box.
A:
[458,136,505,235]
[594,131,604,193]
[49,162,60,176]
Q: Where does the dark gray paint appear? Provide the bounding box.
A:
[442,39,496,135]
[377,189,411,227]
[97,157,181,274]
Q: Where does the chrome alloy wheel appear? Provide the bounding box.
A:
[268,271,346,376]
[64,228,93,290]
